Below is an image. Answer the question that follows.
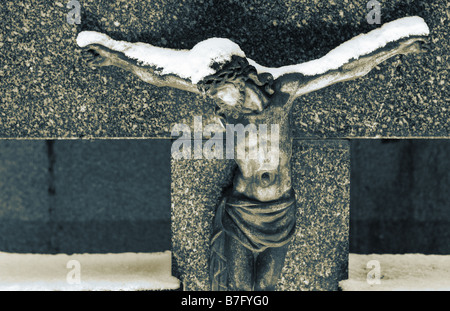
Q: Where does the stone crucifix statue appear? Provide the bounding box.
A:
[77,16,429,291]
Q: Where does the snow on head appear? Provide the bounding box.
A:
[77,32,245,84]
[249,16,430,78]
[188,38,246,79]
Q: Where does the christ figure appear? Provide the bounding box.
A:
[77,16,429,291]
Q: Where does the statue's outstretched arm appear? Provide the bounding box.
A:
[90,46,202,94]
[249,16,430,101]
[77,32,251,97]
[78,34,203,94]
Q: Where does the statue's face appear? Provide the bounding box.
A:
[213,82,269,115]
[213,83,243,109]
[242,83,270,113]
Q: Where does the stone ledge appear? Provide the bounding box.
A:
[0,251,179,291]
[339,253,450,291]
[3,252,446,291]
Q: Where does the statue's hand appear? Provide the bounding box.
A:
[397,36,430,56]
[81,44,116,68]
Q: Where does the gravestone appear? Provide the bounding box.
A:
[1,0,448,291]
[172,140,350,290]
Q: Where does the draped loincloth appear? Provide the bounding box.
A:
[210,189,296,290]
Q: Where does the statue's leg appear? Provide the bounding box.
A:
[224,234,255,291]
[254,244,289,291]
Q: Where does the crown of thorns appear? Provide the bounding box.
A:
[198,55,275,97]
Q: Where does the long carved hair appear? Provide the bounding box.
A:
[198,55,275,118]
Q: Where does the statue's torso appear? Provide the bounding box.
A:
[227,101,293,202]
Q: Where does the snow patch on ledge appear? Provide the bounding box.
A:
[1,252,448,291]
[340,254,450,291]
[77,32,245,84]
[0,251,180,291]
[249,16,430,78]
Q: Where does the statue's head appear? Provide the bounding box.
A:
[198,56,275,118]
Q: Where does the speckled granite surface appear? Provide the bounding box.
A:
[280,140,349,291]
[171,156,236,290]
[171,140,349,290]
[0,0,448,138]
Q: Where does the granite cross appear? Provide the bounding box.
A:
[77,16,429,291]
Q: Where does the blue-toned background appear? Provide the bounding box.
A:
[0,139,448,254]
[0,140,171,253]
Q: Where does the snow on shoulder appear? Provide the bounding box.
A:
[248,16,430,78]
[77,32,246,84]
[77,16,428,82]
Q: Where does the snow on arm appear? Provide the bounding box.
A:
[77,32,246,84]
[248,16,430,78]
